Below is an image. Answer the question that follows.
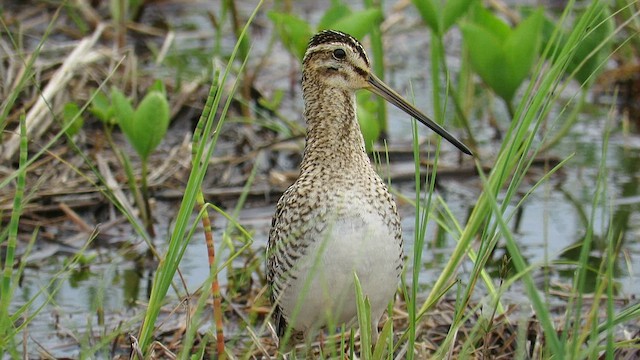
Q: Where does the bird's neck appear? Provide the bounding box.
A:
[299,77,369,175]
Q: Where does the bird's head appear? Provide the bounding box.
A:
[303,30,372,91]
[302,30,473,156]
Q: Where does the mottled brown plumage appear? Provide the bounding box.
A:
[266,30,471,348]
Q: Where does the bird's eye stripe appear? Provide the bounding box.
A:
[352,66,367,78]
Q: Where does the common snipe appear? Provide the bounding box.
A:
[266,29,472,349]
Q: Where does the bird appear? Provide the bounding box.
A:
[266,29,472,350]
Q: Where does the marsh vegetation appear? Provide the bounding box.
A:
[1,0,639,358]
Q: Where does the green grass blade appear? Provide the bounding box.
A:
[136,1,263,354]
[0,115,27,356]
[475,161,563,354]
[354,272,372,359]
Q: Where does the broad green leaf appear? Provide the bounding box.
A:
[470,4,510,41]
[330,8,382,40]
[89,91,113,124]
[357,93,380,152]
[62,102,84,136]
[442,0,475,32]
[463,8,544,103]
[318,2,352,30]
[505,9,543,86]
[412,0,441,34]
[148,79,166,95]
[569,5,613,85]
[111,87,135,138]
[268,11,313,60]
[130,91,170,160]
[461,23,515,100]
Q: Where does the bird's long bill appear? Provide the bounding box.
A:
[367,74,473,156]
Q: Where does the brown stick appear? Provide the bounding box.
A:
[197,193,225,359]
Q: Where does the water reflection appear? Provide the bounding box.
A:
[558,145,640,293]
[415,138,640,298]
[13,134,640,357]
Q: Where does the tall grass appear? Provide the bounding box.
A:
[0,12,123,357]
[406,0,640,358]
[0,1,263,357]
[0,117,28,357]
[2,0,639,358]
[268,1,640,357]
[135,2,263,357]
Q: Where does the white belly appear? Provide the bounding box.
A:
[280,211,401,333]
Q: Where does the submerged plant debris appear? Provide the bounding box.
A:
[1,0,639,358]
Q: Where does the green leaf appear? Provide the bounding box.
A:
[268,11,313,60]
[461,23,513,100]
[569,5,613,85]
[463,8,543,103]
[318,2,352,30]
[539,5,612,85]
[111,87,135,139]
[257,89,284,112]
[538,13,563,60]
[442,0,474,32]
[109,0,123,22]
[353,272,372,359]
[148,79,166,96]
[89,91,113,124]
[330,8,382,40]
[412,0,441,34]
[505,9,543,87]
[357,93,380,152]
[129,91,170,160]
[62,102,84,136]
[469,5,510,41]
[372,316,393,359]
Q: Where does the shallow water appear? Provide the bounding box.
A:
[15,106,640,357]
[10,0,640,357]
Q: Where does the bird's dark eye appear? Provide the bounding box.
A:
[333,48,346,60]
